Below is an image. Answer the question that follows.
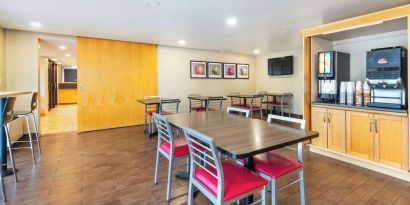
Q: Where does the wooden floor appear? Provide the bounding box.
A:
[3,126,410,205]
[40,104,77,134]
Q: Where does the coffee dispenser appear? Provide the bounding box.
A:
[317,51,350,103]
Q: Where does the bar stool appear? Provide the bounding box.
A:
[14,92,41,164]
[153,113,189,201]
[2,97,19,184]
[183,127,267,205]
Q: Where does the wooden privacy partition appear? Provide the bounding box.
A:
[77,37,157,132]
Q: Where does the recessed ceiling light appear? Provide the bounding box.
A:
[178,40,186,46]
[51,58,58,61]
[144,0,160,7]
[56,62,63,65]
[253,49,260,55]
[72,65,77,69]
[65,53,71,57]
[29,22,42,28]
[59,45,67,50]
[44,58,48,61]
[226,17,237,26]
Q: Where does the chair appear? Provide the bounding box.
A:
[183,127,267,205]
[229,93,242,107]
[153,113,189,201]
[143,96,159,134]
[268,94,292,116]
[206,96,224,111]
[258,91,267,95]
[159,99,180,115]
[240,114,306,205]
[189,94,205,112]
[2,97,19,184]
[226,106,250,118]
[242,95,264,119]
[14,92,41,164]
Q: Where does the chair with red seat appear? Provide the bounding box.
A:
[240,114,306,205]
[242,95,264,119]
[268,93,292,116]
[189,94,206,112]
[206,96,224,112]
[159,99,180,115]
[153,113,189,201]
[183,127,267,205]
[143,96,159,134]
[229,93,242,107]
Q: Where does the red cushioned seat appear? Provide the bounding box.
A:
[262,101,275,104]
[194,161,267,201]
[191,107,206,112]
[241,105,261,109]
[160,138,190,157]
[146,110,156,116]
[253,152,302,179]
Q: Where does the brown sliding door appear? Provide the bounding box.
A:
[77,37,157,132]
[48,60,58,109]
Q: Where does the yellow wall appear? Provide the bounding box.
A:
[77,37,157,132]
[0,27,6,91]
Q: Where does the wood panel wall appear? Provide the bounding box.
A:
[77,37,157,132]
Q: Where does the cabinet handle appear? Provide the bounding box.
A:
[323,112,326,123]
[375,119,378,133]
[369,117,372,132]
[328,113,331,124]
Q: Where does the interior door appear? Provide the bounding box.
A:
[77,37,157,132]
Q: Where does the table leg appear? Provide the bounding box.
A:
[149,104,161,137]
[244,156,254,204]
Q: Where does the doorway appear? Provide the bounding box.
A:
[38,36,77,134]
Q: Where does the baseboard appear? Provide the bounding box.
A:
[309,145,410,182]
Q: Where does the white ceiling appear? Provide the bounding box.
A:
[39,37,76,66]
[0,0,408,55]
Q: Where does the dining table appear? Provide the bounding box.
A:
[165,111,319,204]
[0,91,32,176]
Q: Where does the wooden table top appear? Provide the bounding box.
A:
[187,96,227,101]
[226,94,256,98]
[165,111,318,159]
[0,91,32,98]
[266,93,292,96]
[137,98,180,105]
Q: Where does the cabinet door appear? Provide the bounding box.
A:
[346,111,374,160]
[311,107,328,148]
[375,115,409,170]
[327,109,346,153]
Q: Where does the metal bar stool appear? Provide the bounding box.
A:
[14,92,41,164]
[2,97,19,184]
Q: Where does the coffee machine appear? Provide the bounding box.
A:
[317,51,350,103]
[366,47,407,109]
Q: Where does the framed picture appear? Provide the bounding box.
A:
[237,64,249,79]
[223,63,236,79]
[207,62,223,79]
[190,61,207,78]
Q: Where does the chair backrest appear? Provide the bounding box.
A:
[144,95,160,111]
[280,93,293,106]
[229,93,241,106]
[183,127,224,202]
[31,92,38,112]
[250,95,264,107]
[267,114,305,129]
[2,97,16,125]
[206,96,223,111]
[153,113,175,154]
[226,106,250,118]
[257,91,267,95]
[160,99,180,114]
[188,94,203,112]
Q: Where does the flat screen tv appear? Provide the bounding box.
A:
[268,56,293,75]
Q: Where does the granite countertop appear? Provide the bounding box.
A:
[311,102,408,114]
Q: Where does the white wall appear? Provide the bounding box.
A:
[157,46,257,113]
[333,30,408,81]
[256,48,303,115]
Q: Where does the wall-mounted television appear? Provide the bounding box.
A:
[268,56,293,75]
[63,67,77,82]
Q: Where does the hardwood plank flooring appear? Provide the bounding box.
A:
[3,126,410,204]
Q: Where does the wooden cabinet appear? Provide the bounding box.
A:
[311,107,346,152]
[374,115,408,169]
[327,109,346,153]
[311,107,328,148]
[346,111,374,160]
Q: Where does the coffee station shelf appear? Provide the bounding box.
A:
[311,102,408,116]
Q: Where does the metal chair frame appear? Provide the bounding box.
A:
[206,96,223,111]
[244,95,264,119]
[189,94,205,113]
[159,99,180,114]
[269,94,293,117]
[143,96,159,134]
[183,127,266,205]
[153,113,188,202]
[260,114,306,205]
[226,106,250,118]
[229,93,242,107]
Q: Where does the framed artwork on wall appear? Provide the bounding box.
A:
[207,62,223,79]
[237,64,249,79]
[223,63,236,79]
[190,61,207,78]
